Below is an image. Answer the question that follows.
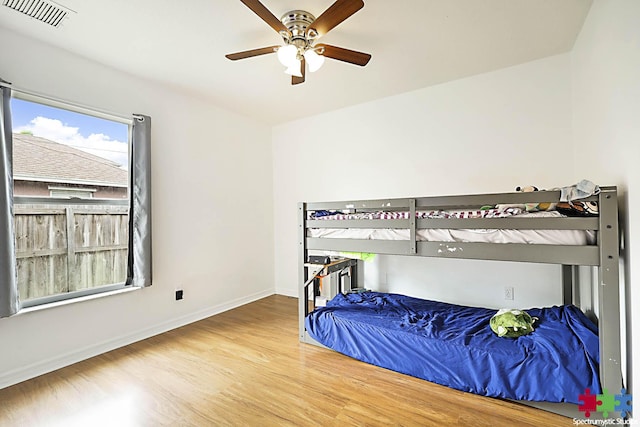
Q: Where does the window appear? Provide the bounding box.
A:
[1,82,149,317]
[0,78,152,317]
[49,186,96,199]
[11,95,131,305]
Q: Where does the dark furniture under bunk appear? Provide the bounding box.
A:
[297,186,623,418]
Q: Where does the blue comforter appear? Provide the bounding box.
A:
[305,292,600,403]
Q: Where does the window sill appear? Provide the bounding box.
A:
[17,286,142,315]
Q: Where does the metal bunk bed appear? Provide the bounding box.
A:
[297,186,623,418]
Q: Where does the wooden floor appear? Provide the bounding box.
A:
[0,295,575,426]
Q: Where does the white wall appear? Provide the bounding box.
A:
[571,0,640,399]
[0,28,275,388]
[273,54,577,309]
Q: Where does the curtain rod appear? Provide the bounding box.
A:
[0,79,137,125]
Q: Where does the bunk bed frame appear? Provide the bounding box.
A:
[298,186,623,417]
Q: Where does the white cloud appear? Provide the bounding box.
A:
[15,117,128,168]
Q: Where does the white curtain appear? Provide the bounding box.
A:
[0,81,19,317]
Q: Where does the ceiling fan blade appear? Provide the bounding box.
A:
[292,58,306,85]
[239,0,290,35]
[316,44,371,66]
[225,46,280,60]
[308,0,364,38]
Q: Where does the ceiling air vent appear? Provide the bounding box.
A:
[2,0,74,28]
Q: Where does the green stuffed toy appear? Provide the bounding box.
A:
[490,308,538,338]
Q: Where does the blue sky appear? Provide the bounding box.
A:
[11,98,129,141]
[11,98,129,168]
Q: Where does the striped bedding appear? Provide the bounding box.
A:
[307,210,597,246]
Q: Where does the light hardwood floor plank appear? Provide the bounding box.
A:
[0,295,574,426]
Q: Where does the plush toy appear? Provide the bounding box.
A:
[556,200,599,216]
[490,308,538,338]
[515,185,556,212]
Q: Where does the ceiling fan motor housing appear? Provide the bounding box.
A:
[280,10,316,49]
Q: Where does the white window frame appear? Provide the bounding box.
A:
[11,91,134,308]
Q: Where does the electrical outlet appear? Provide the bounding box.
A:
[175,289,184,300]
[504,286,514,301]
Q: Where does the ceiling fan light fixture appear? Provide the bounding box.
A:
[277,44,298,67]
[304,49,325,72]
[284,60,303,77]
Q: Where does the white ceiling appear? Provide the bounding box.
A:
[0,0,592,125]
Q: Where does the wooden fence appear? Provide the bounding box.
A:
[14,203,129,301]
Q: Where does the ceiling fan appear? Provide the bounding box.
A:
[226,0,371,85]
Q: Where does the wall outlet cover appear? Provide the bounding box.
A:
[504,286,514,301]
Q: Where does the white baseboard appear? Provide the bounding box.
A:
[0,289,274,390]
[275,287,298,298]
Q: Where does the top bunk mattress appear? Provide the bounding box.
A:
[308,211,597,246]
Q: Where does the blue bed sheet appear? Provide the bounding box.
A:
[305,292,600,403]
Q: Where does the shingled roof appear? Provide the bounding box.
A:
[12,133,128,187]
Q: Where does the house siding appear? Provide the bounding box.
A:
[14,180,127,199]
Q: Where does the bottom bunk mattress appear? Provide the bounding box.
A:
[305,292,600,404]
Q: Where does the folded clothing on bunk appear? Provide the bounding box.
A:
[505,180,601,214]
[305,291,600,404]
[556,201,599,217]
